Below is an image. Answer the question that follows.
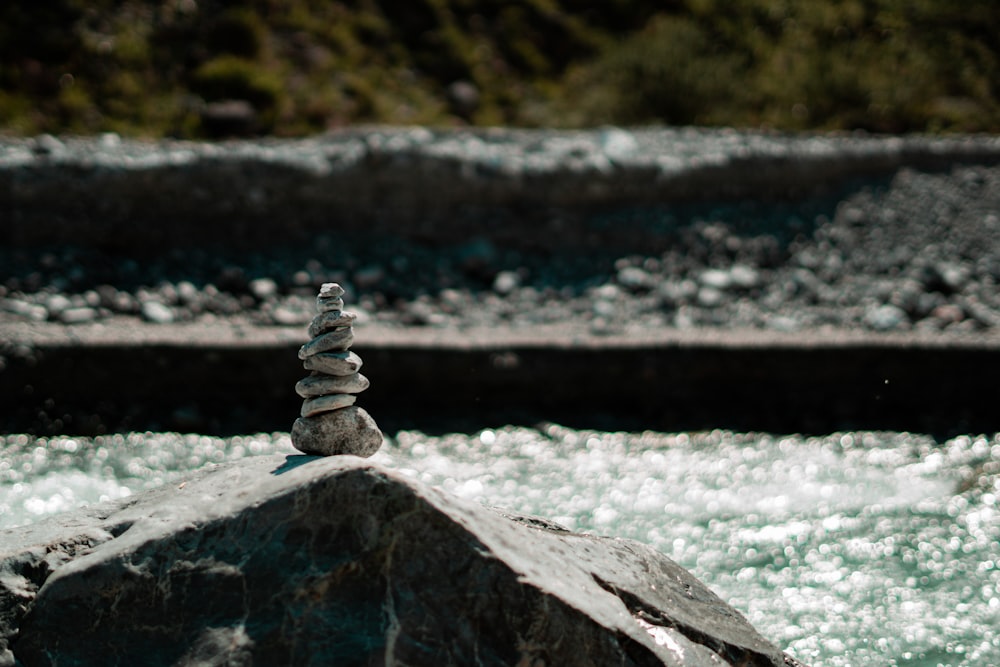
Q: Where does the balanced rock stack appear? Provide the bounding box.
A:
[291,283,383,457]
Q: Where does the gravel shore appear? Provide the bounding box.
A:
[2,128,1000,337]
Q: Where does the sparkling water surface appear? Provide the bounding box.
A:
[2,427,999,667]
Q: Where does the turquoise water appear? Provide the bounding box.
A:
[2,427,998,667]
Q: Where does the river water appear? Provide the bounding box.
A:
[2,427,998,667]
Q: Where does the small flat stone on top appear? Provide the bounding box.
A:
[317,284,346,313]
[298,327,354,359]
[318,283,345,299]
[295,373,370,398]
[300,393,356,417]
[303,350,363,376]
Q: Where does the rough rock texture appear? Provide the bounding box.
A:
[291,406,383,456]
[0,455,802,667]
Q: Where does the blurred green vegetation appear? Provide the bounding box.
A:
[1,0,997,137]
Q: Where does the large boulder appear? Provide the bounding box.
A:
[0,455,804,667]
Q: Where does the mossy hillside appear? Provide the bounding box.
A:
[561,0,1000,133]
[0,0,997,137]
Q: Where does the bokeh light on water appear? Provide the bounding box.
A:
[0,432,283,525]
[2,427,999,667]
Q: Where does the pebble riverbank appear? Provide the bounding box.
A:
[2,128,1000,336]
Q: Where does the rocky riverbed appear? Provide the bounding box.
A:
[2,128,1000,337]
[2,130,998,666]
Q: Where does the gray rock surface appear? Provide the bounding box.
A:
[298,327,354,358]
[291,407,383,457]
[302,350,364,376]
[299,392,356,416]
[295,371,370,397]
[308,309,358,337]
[0,455,802,667]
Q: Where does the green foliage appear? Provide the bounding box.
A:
[0,0,997,136]
[191,56,285,133]
[560,0,999,133]
[193,56,282,108]
[560,15,748,126]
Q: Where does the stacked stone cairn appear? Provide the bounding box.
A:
[291,283,383,457]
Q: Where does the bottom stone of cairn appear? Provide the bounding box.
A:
[292,406,383,457]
